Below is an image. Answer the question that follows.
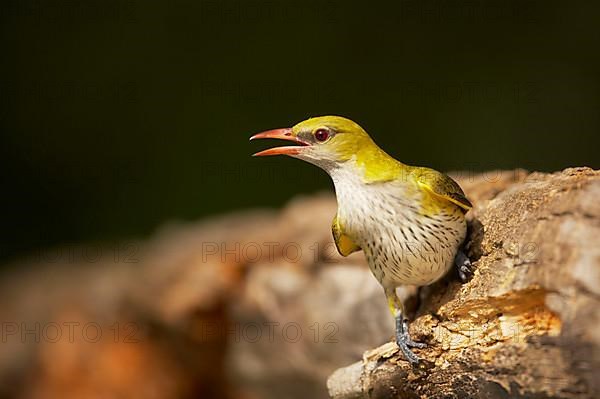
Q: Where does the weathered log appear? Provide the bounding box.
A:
[0,168,597,399]
[327,168,600,399]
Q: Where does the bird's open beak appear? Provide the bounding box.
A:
[249,128,309,156]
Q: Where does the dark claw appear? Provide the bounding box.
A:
[404,336,427,349]
[395,317,425,364]
[397,337,421,364]
[455,249,473,282]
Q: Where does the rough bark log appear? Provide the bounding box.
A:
[327,167,600,399]
[0,168,597,399]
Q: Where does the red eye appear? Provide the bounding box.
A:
[314,128,329,142]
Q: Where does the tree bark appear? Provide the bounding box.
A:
[327,168,600,399]
[0,168,597,399]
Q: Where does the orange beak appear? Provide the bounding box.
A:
[249,128,309,156]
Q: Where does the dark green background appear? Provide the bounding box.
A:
[1,0,599,262]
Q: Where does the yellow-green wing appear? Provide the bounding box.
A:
[332,215,361,257]
[413,167,472,212]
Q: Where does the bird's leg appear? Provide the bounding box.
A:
[454,249,473,282]
[385,288,426,364]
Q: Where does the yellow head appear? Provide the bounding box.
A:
[251,116,375,165]
[250,116,403,181]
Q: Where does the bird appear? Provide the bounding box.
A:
[250,116,472,364]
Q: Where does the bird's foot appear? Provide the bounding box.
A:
[402,333,427,349]
[454,249,473,282]
[395,318,426,364]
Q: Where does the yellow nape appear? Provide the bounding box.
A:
[355,144,405,183]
